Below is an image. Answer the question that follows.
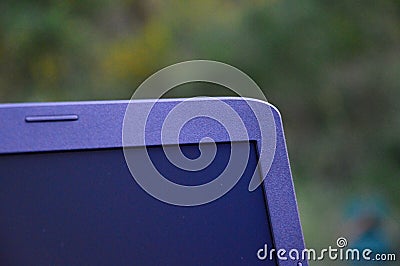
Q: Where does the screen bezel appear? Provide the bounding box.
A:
[0,97,307,266]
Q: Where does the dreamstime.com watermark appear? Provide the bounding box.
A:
[257,237,397,262]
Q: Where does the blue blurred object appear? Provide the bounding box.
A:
[345,196,391,265]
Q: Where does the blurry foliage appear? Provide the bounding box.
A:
[1,0,399,251]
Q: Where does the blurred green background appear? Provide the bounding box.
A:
[1,0,399,263]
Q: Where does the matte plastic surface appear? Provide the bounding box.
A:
[0,98,307,265]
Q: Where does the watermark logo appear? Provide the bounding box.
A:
[122,60,276,206]
[257,237,397,262]
[336,237,348,248]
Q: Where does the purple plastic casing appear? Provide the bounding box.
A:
[0,97,307,266]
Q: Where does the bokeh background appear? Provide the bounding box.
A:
[1,0,399,264]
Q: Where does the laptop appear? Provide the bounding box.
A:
[0,97,307,265]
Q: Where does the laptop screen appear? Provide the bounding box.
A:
[0,142,276,265]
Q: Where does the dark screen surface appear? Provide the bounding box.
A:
[0,142,276,265]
